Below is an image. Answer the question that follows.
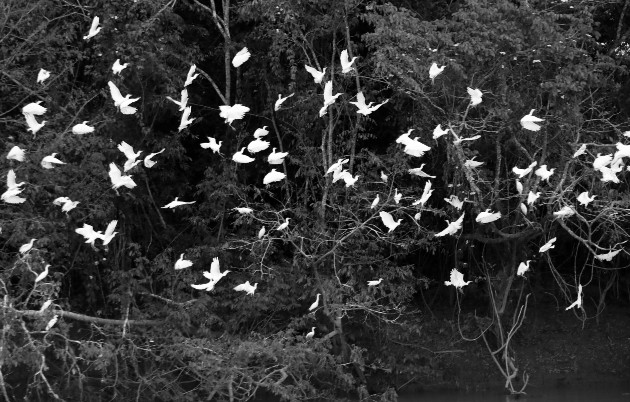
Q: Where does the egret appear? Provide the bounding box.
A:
[22,101,46,115]
[403,138,431,158]
[343,174,359,187]
[162,197,196,209]
[573,144,587,158]
[19,238,36,254]
[599,165,621,183]
[520,203,528,215]
[595,249,621,261]
[178,106,195,132]
[109,163,137,190]
[452,133,481,145]
[319,81,343,117]
[349,92,388,115]
[2,170,26,204]
[72,121,94,135]
[268,148,288,165]
[613,142,630,165]
[219,104,250,126]
[553,206,575,219]
[565,284,583,310]
[234,207,253,214]
[305,65,326,83]
[340,49,357,73]
[444,268,471,289]
[175,254,193,270]
[539,237,556,253]
[367,278,383,287]
[379,211,402,232]
[276,217,290,231]
[166,88,188,111]
[517,260,531,277]
[232,148,255,164]
[534,164,555,182]
[467,87,483,106]
[45,315,59,331]
[107,81,139,115]
[144,149,165,168]
[520,109,544,131]
[444,195,465,210]
[201,137,222,154]
[592,153,612,171]
[396,129,415,146]
[203,257,230,283]
[41,153,65,169]
[112,59,128,75]
[53,197,79,213]
[258,226,266,239]
[100,220,118,246]
[234,281,258,295]
[325,158,349,176]
[118,141,143,172]
[416,181,433,206]
[306,327,315,339]
[516,180,523,194]
[429,63,445,83]
[263,169,286,185]
[332,169,351,184]
[512,161,537,178]
[476,209,501,224]
[408,165,436,178]
[274,93,294,111]
[253,126,269,139]
[184,64,198,87]
[577,191,596,207]
[527,191,541,205]
[371,195,380,209]
[464,157,484,169]
[83,16,101,40]
[40,300,52,312]
[433,124,449,140]
[24,113,46,135]
[248,138,270,154]
[37,69,50,84]
[380,171,388,182]
[309,294,321,311]
[7,146,25,162]
[191,279,217,292]
[435,213,465,237]
[75,224,102,247]
[394,189,402,204]
[232,47,251,67]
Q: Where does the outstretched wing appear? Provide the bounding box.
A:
[108,81,124,104]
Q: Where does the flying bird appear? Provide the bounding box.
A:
[534,164,555,182]
[553,206,575,219]
[108,163,136,191]
[201,257,230,285]
[24,113,46,135]
[349,92,388,115]
[233,207,253,214]
[520,109,544,131]
[592,153,612,171]
[433,124,449,140]
[274,93,294,111]
[415,181,433,206]
[319,81,343,117]
[41,153,65,169]
[444,195,465,210]
[22,102,46,115]
[435,213,465,237]
[253,126,269,139]
[162,197,196,209]
[429,63,445,83]
[595,249,622,261]
[444,268,471,289]
[232,47,251,67]
[6,146,25,162]
[112,59,128,75]
[527,191,541,205]
[325,158,349,176]
[166,88,188,111]
[53,197,79,213]
[107,81,139,115]
[178,106,195,132]
[343,173,359,187]
[305,65,326,83]
[539,237,556,253]
[219,104,250,126]
[367,278,383,287]
[408,165,436,178]
[247,138,270,154]
[118,141,143,171]
[512,161,537,178]
[175,253,193,270]
[200,137,222,154]
[234,281,258,295]
[464,157,484,169]
[232,148,255,164]
[83,16,101,40]
[340,49,357,73]
[577,191,596,207]
[72,121,94,135]
[184,64,199,87]
[144,149,165,168]
[379,211,402,232]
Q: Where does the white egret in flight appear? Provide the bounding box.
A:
[263,169,286,185]
[2,170,26,204]
[24,113,46,135]
[276,218,290,231]
[108,163,137,190]
[200,137,222,154]
[219,104,250,126]
[539,237,556,253]
[305,65,326,83]
[565,284,582,310]
[343,174,359,187]
[53,197,79,213]
[319,81,343,117]
[184,64,198,87]
[464,157,484,169]
[166,88,188,111]
[178,106,194,132]
[234,281,258,295]
[325,158,349,176]
[520,109,544,131]
[41,153,65,169]
[349,92,388,115]
[268,148,288,165]
[112,59,128,75]
[72,121,94,135]
[232,148,255,164]
[118,141,143,172]
[7,146,25,162]
[107,81,139,115]
[340,49,357,73]
[233,207,253,214]
[534,164,555,182]
[367,278,383,287]
[144,149,165,168]
[379,211,402,232]
[517,260,531,277]
[433,124,449,140]
[408,165,436,178]
[22,102,46,115]
[403,139,431,158]
[175,254,193,270]
[162,197,196,209]
[415,181,433,206]
[577,192,596,207]
[444,195,465,210]
[37,69,50,84]
[592,153,612,171]
[435,213,465,237]
[429,63,445,83]
[467,87,483,106]
[512,161,537,178]
[274,93,294,111]
[83,16,101,40]
[232,47,251,67]
[444,268,471,289]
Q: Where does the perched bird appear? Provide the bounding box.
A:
[22,102,47,115]
[276,217,290,231]
[379,211,402,233]
[573,144,587,158]
[108,163,137,190]
[520,109,544,131]
[267,148,288,165]
[444,195,465,210]
[247,138,270,154]
[553,206,575,219]
[35,265,50,283]
[343,174,359,187]
[166,88,189,111]
[258,226,266,239]
[72,121,94,135]
[162,197,196,209]
[200,137,222,154]
[367,278,383,287]
[232,148,255,164]
[305,327,316,339]
[175,253,193,270]
[309,294,321,311]
[408,165,436,178]
[118,141,143,171]
[565,284,583,310]
[435,213,465,237]
[45,315,59,331]
[476,209,501,224]
[37,69,50,84]
[517,260,531,277]
[444,268,471,289]
[371,194,380,209]
[433,124,449,140]
[349,92,388,115]
[6,146,25,162]
[75,224,102,247]
[24,113,46,135]
[184,64,199,87]
[19,238,36,254]
[233,207,253,214]
[534,164,555,182]
[467,87,483,106]
[539,237,556,253]
[380,171,388,183]
[394,189,402,204]
[112,59,128,75]
[232,47,251,67]
[527,191,541,205]
[516,180,524,194]
[107,81,139,115]
[305,65,326,83]
[512,161,537,178]
[144,149,165,168]
[319,81,343,117]
[520,203,528,215]
[219,104,250,126]
[464,157,484,169]
[263,169,286,185]
[40,300,52,312]
[274,93,294,111]
[41,153,65,169]
[234,281,258,295]
[83,16,101,40]
[178,106,195,132]
[429,62,445,83]
[253,126,269,139]
[599,165,621,183]
[340,49,357,73]
[577,191,596,207]
[595,249,622,261]
[592,153,613,171]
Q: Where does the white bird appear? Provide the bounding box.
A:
[247,138,270,154]
[573,144,587,158]
[72,121,94,135]
[429,62,445,83]
[380,171,388,183]
[517,260,531,277]
[24,113,46,135]
[415,181,433,206]
[613,142,630,165]
[408,165,436,178]
[166,88,188,111]
[435,213,465,237]
[202,257,230,284]
[325,158,349,176]
[40,300,52,312]
[22,101,47,115]
[232,148,255,164]
[175,253,193,270]
[349,92,388,115]
[75,224,102,246]
[396,129,415,146]
[444,268,471,289]
[83,16,101,40]
[305,65,326,83]
[394,189,402,204]
[444,195,465,210]
[539,237,556,253]
[475,209,501,224]
[112,59,128,75]
[515,180,523,194]
[184,64,199,87]
[534,164,555,182]
[433,124,449,140]
[234,281,258,295]
[452,133,481,145]
[553,206,575,219]
[232,47,251,67]
[592,153,613,171]
[268,148,288,165]
[340,49,357,73]
[178,106,195,132]
[107,81,139,115]
[100,220,118,246]
[276,217,290,231]
[108,163,137,190]
[403,138,431,158]
[595,249,622,261]
[371,194,380,209]
[263,169,286,185]
[577,191,596,207]
[520,203,528,215]
[191,279,218,292]
[512,161,537,178]
[35,265,50,283]
[20,238,36,254]
[467,87,483,106]
[367,278,383,287]
[309,294,321,311]
[343,174,359,187]
[274,93,294,111]
[253,126,269,139]
[258,226,266,239]
[45,315,59,331]
[7,146,25,162]
[2,170,26,204]
[144,149,165,168]
[200,137,222,154]
[41,153,65,169]
[219,104,250,126]
[332,169,351,184]
[319,81,343,117]
[118,141,143,172]
[565,284,583,310]
[520,109,544,131]
[379,211,402,232]
[162,197,196,209]
[464,157,484,169]
[527,191,541,205]
[37,69,50,84]
[599,165,621,183]
[233,207,253,214]
[305,327,315,339]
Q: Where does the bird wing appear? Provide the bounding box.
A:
[75,224,96,238]
[323,81,332,100]
[7,170,17,188]
[340,49,349,66]
[117,141,135,160]
[304,64,319,78]
[108,81,124,104]
[103,220,118,237]
[109,163,122,183]
[210,257,220,276]
[379,211,394,227]
[90,16,99,32]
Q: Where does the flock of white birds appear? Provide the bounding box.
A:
[8,14,628,332]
